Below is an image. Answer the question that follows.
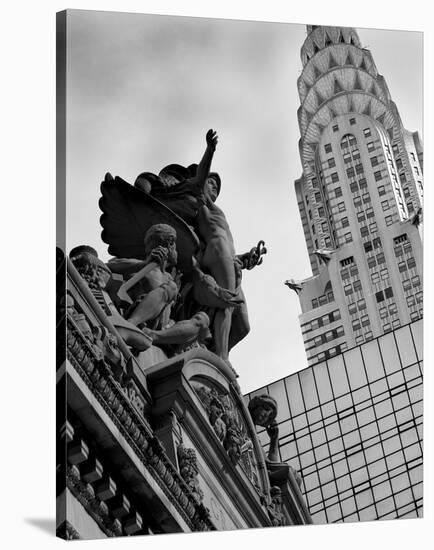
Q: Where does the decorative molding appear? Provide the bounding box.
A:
[376,111,386,126]
[353,72,363,91]
[345,50,353,66]
[66,318,214,531]
[328,53,338,69]
[177,444,204,504]
[361,100,372,117]
[193,384,260,490]
[313,64,322,80]
[334,77,344,94]
[66,465,120,537]
[267,487,285,527]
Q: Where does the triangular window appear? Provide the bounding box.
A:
[334,78,343,94]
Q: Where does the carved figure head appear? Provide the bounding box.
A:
[248,394,278,427]
[69,245,112,289]
[144,224,178,266]
[206,172,221,202]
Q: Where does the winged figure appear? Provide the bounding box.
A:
[99,130,266,362]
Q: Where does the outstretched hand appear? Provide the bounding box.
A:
[206,129,218,151]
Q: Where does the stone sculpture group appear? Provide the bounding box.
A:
[67,128,306,529]
[91,129,267,363]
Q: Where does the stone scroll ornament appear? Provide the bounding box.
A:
[193,384,261,490]
[99,129,267,363]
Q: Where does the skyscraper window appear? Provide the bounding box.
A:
[384,287,394,299]
[376,291,385,302]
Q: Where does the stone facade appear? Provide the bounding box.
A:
[57,251,311,538]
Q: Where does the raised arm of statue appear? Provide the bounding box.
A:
[189,129,218,189]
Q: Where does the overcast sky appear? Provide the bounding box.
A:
[65,10,423,393]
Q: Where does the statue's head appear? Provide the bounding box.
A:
[206,172,221,202]
[144,224,178,266]
[248,394,278,427]
[69,245,112,289]
[187,164,221,202]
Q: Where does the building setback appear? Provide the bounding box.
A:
[290,25,423,367]
[246,319,423,523]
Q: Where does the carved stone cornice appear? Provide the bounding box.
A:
[66,465,122,537]
[66,318,214,532]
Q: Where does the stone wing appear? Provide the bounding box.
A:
[99,175,200,273]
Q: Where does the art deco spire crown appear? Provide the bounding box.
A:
[296,25,397,176]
